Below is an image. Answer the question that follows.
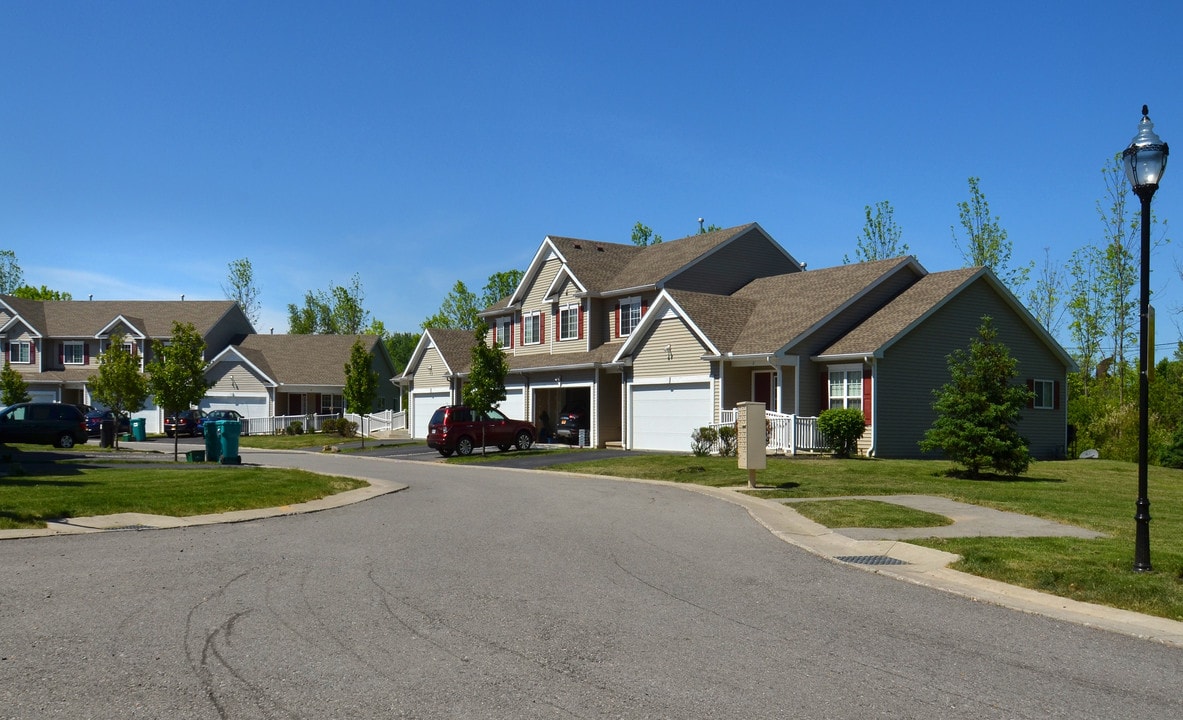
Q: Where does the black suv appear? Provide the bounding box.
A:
[0,402,89,448]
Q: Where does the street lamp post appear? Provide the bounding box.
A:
[1122,105,1168,572]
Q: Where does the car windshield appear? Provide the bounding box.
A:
[484,409,508,421]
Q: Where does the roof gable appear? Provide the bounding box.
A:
[401,327,475,379]
[230,334,391,386]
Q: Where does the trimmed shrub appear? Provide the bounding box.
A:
[817,408,866,458]
[286,420,304,436]
[718,424,737,457]
[690,426,718,456]
[322,418,359,438]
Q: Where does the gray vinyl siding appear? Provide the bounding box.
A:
[873,279,1068,460]
[664,228,801,295]
[631,312,711,378]
[785,266,921,360]
[202,306,255,360]
[207,361,269,394]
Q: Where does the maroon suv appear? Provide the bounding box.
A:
[426,405,536,457]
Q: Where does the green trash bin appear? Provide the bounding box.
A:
[203,421,222,463]
[130,417,146,441]
[219,420,242,465]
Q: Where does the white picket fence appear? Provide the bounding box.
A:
[712,410,827,455]
[245,409,407,437]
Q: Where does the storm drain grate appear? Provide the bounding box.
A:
[110,525,153,532]
[835,555,909,566]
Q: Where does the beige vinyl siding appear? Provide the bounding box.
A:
[664,228,801,295]
[550,278,587,354]
[631,312,711,378]
[600,292,658,345]
[873,278,1068,460]
[515,256,562,357]
[5,325,39,376]
[207,361,269,394]
[411,345,451,389]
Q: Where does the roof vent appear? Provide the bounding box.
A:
[572,243,581,249]
[596,246,604,252]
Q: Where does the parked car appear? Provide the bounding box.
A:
[164,409,205,438]
[555,406,589,444]
[0,402,89,448]
[426,405,536,457]
[85,410,131,437]
[204,409,248,435]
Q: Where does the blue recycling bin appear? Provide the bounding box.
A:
[130,417,146,441]
[203,421,222,463]
[219,420,242,465]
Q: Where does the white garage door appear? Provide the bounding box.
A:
[202,396,268,418]
[631,382,712,452]
[495,388,525,421]
[412,391,450,439]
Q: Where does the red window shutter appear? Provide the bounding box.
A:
[615,304,621,337]
[1054,380,1061,410]
[578,304,584,339]
[641,298,648,316]
[30,343,36,363]
[540,313,545,341]
[59,343,65,363]
[84,343,90,363]
[819,371,828,413]
[862,366,872,424]
[555,308,561,341]
[509,322,514,349]
[1026,379,1035,409]
[520,316,525,346]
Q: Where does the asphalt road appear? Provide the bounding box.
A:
[1,453,1181,718]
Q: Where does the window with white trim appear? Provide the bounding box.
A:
[122,342,136,356]
[523,311,541,345]
[63,341,84,365]
[9,341,30,364]
[321,394,344,414]
[559,302,580,341]
[1033,379,1055,410]
[494,317,513,348]
[828,367,863,410]
[619,297,641,337]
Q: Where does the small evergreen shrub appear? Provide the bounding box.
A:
[690,426,718,456]
[286,420,304,436]
[817,408,866,458]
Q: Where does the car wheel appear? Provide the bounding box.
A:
[498,444,511,452]
[57,433,75,449]
[515,430,533,451]
[438,448,454,458]
[456,436,474,456]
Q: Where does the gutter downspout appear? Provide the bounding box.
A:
[867,356,877,457]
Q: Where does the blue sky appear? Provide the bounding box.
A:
[4,1,1183,355]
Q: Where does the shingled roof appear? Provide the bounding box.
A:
[0,296,243,338]
[230,334,386,386]
[817,268,981,358]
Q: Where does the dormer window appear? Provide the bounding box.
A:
[558,302,581,341]
[9,341,30,364]
[494,317,514,349]
[523,311,542,345]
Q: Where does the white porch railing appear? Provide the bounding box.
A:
[712,410,826,455]
[249,413,339,436]
[344,409,406,437]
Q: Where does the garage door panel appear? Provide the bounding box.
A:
[496,389,525,421]
[631,382,712,452]
[412,391,449,439]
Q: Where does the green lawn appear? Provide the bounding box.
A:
[550,454,1183,621]
[0,463,366,530]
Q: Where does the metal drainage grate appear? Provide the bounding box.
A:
[835,555,909,566]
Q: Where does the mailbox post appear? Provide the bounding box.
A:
[736,401,766,488]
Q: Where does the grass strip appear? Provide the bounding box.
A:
[789,499,953,529]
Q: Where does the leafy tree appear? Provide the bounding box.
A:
[462,323,509,455]
[1067,243,1106,383]
[146,322,212,461]
[630,221,662,247]
[480,270,523,308]
[385,331,421,374]
[1026,247,1066,337]
[288,274,369,334]
[11,285,72,301]
[222,258,262,326]
[88,333,148,449]
[0,250,24,293]
[919,316,1034,477]
[343,338,379,449]
[0,360,31,405]
[951,177,1031,291]
[423,280,480,330]
[817,408,867,458]
[844,200,907,264]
